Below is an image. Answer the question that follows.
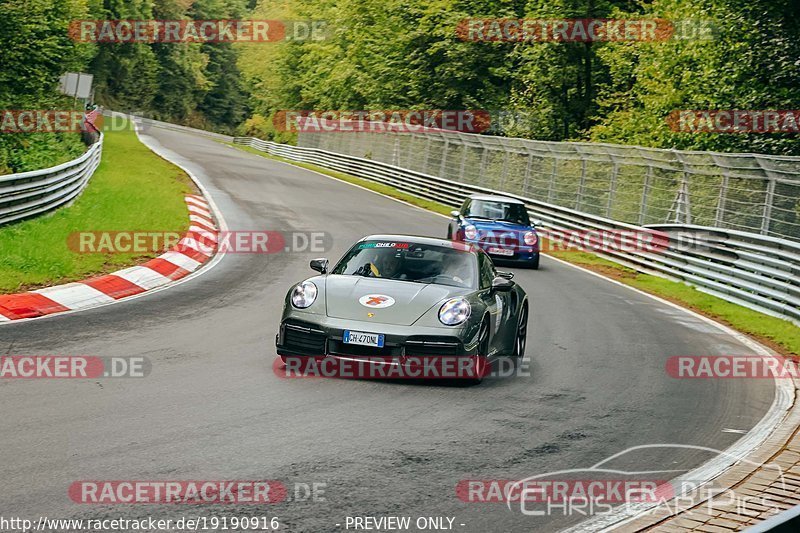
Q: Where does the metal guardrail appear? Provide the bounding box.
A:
[299,128,800,242]
[234,136,800,324]
[0,135,103,226]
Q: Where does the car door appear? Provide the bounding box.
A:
[477,251,503,355]
[478,251,516,355]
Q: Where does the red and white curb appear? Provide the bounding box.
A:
[0,194,217,321]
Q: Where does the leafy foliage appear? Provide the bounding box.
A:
[241,0,800,154]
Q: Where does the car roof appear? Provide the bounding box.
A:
[467,194,525,205]
[360,234,477,252]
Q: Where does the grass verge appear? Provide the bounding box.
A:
[227,140,800,357]
[0,120,194,293]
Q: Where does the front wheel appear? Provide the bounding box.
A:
[527,255,540,270]
[446,226,452,239]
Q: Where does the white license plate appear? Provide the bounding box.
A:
[487,247,514,256]
[343,330,385,348]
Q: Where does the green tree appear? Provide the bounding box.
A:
[591,0,800,155]
[0,0,91,173]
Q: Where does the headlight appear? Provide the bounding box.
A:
[439,298,471,326]
[291,281,318,309]
[464,225,478,240]
[524,231,538,246]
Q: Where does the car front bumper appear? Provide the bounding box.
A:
[275,315,480,359]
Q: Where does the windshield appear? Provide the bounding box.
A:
[331,241,477,289]
[467,200,530,225]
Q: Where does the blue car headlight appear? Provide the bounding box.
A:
[291,281,318,309]
[439,298,471,326]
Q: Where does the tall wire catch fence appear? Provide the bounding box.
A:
[298,129,800,242]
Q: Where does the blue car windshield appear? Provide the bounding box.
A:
[332,241,478,289]
[467,200,530,225]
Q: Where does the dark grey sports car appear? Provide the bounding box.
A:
[275,235,529,383]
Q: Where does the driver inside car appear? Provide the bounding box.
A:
[368,251,405,279]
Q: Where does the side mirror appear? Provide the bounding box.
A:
[310,258,329,274]
[496,270,514,280]
[491,276,515,292]
[450,210,461,219]
[532,219,544,228]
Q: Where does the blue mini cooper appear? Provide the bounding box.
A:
[447,195,540,269]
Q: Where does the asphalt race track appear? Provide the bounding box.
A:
[0,125,777,532]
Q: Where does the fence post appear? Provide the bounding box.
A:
[607,162,619,218]
[576,158,587,210]
[547,158,557,203]
[715,175,729,227]
[348,131,358,157]
[523,153,533,197]
[639,166,652,225]
[762,177,776,235]
[439,138,450,178]
[500,149,510,190]
[459,142,468,182]
[673,173,692,224]
[422,136,431,170]
[478,144,489,182]
[392,134,400,166]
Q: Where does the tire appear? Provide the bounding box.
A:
[528,255,540,270]
[513,305,528,359]
[446,226,452,239]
